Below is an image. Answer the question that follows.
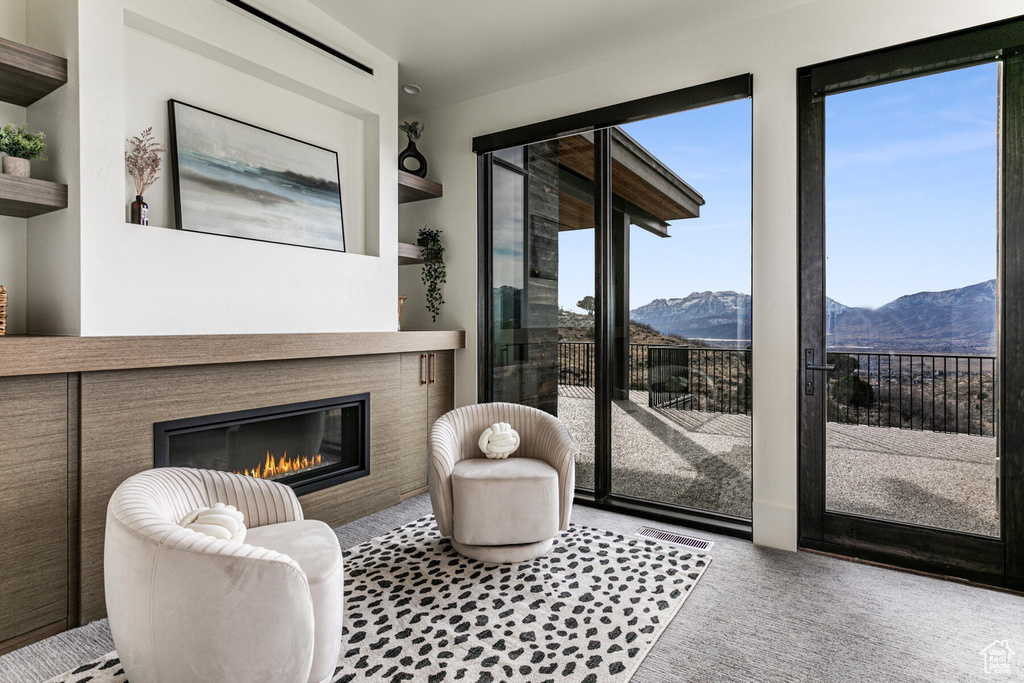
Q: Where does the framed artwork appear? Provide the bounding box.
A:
[168,99,345,252]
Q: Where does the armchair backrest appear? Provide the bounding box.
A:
[104,468,314,683]
[429,403,575,537]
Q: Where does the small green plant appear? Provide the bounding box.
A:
[0,124,46,160]
[417,226,446,322]
[399,121,424,141]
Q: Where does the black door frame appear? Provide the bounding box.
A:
[475,75,755,539]
[797,15,1024,588]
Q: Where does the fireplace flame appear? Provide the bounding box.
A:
[236,451,324,480]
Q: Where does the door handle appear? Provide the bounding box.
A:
[429,353,437,384]
[804,349,835,395]
[421,353,428,385]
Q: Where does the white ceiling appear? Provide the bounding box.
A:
[310,0,815,116]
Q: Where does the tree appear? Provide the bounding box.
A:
[833,375,875,408]
[577,295,595,317]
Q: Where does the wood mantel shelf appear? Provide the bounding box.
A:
[0,330,465,377]
[0,36,68,107]
[398,170,442,204]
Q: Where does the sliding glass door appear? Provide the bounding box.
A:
[798,17,1024,586]
[478,76,754,533]
[487,136,598,491]
[609,104,752,521]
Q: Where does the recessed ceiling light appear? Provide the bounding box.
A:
[402,84,421,95]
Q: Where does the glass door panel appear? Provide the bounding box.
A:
[489,136,597,491]
[608,101,753,518]
[822,63,1000,536]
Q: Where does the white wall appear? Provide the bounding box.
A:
[13,0,400,335]
[0,1,27,334]
[400,0,1024,550]
[25,0,81,334]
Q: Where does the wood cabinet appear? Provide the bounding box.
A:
[399,350,454,497]
[0,375,69,651]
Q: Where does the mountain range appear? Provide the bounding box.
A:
[629,279,997,352]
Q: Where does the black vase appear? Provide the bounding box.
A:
[399,139,427,178]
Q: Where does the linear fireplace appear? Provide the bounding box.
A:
[153,393,369,496]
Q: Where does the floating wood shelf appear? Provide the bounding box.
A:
[398,170,442,204]
[398,241,424,265]
[0,37,67,107]
[0,174,68,218]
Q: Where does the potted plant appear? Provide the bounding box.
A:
[125,127,168,225]
[417,227,446,322]
[398,121,427,178]
[0,124,46,178]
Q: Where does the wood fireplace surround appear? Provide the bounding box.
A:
[0,331,463,654]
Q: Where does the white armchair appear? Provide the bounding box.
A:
[104,468,343,683]
[428,402,574,562]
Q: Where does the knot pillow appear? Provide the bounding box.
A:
[478,422,521,459]
[180,502,246,543]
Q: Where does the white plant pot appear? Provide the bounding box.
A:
[2,157,30,178]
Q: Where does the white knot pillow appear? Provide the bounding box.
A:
[180,502,247,543]
[478,422,521,459]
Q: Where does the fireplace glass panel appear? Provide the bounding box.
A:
[155,395,368,495]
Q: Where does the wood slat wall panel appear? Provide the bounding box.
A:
[77,354,420,623]
[0,375,68,642]
[0,330,465,377]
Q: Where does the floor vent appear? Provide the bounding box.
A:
[635,527,713,551]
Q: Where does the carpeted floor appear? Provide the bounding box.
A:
[4,494,1024,682]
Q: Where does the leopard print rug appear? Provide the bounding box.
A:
[49,515,710,683]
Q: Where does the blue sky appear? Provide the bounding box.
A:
[558,98,752,312]
[556,61,998,313]
[825,63,997,308]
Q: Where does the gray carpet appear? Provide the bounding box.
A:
[4,494,1024,682]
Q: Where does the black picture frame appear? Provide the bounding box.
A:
[168,99,346,252]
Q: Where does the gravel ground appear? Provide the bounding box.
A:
[558,387,999,534]
[558,388,752,518]
[825,422,998,536]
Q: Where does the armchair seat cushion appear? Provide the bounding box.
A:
[451,458,559,547]
[245,520,344,683]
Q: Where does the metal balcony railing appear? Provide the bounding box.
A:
[557,342,995,436]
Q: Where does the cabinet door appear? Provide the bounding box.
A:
[428,350,455,429]
[398,352,430,496]
[0,375,68,645]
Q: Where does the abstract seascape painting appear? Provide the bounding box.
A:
[168,100,345,251]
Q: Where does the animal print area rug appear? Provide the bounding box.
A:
[48,516,710,683]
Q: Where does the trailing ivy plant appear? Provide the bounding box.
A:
[417,226,446,322]
[0,124,47,160]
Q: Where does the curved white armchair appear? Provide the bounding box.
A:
[429,402,574,562]
[104,468,343,683]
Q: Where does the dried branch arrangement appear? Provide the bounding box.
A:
[125,127,168,196]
